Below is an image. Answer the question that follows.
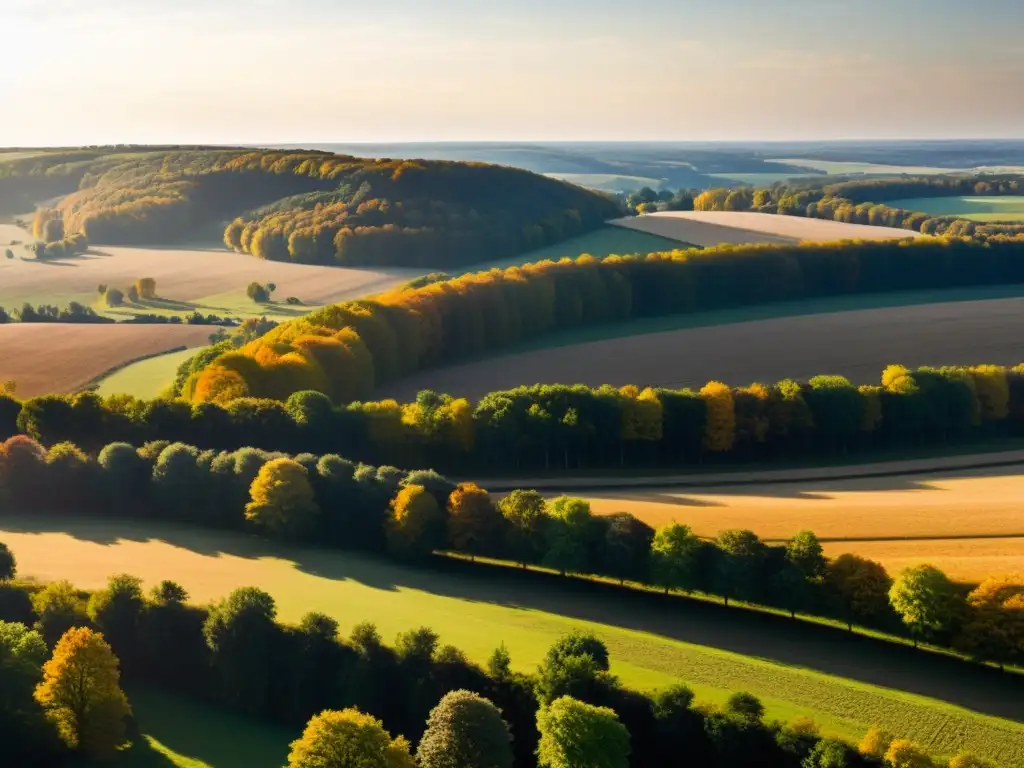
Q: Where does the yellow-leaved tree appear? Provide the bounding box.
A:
[245,458,319,538]
[288,708,415,768]
[386,484,445,560]
[699,381,735,453]
[34,627,131,759]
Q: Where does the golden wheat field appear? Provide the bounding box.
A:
[609,211,926,247]
[577,466,1024,582]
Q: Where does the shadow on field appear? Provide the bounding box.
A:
[5,513,1023,724]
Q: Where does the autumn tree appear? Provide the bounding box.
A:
[447,482,505,558]
[288,708,415,768]
[649,523,700,594]
[884,739,934,768]
[826,554,893,631]
[536,695,630,768]
[889,565,963,646]
[948,753,996,768]
[386,484,445,560]
[700,381,735,453]
[416,689,514,768]
[34,627,131,758]
[858,726,893,759]
[245,457,319,539]
[498,489,548,566]
[135,277,157,299]
[956,573,1024,669]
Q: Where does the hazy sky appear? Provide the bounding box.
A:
[2,0,1022,145]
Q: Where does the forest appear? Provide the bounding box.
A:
[181,237,1024,406]
[1,569,979,768]
[12,148,618,267]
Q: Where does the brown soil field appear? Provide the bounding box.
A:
[575,466,1024,583]
[609,211,925,247]
[0,244,418,310]
[378,296,1024,401]
[0,323,213,397]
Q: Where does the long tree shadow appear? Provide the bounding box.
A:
[4,512,1023,723]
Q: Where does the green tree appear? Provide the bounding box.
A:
[725,691,764,724]
[889,565,962,646]
[543,497,597,576]
[649,523,701,594]
[203,587,279,715]
[714,529,766,605]
[34,627,131,759]
[802,738,857,768]
[245,457,320,538]
[0,541,15,581]
[786,530,827,580]
[416,689,513,768]
[86,574,144,667]
[0,621,56,763]
[536,696,630,768]
[498,489,548,566]
[31,580,87,648]
[287,708,415,768]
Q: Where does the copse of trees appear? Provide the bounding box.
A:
[0,577,999,768]
[9,361,1024,477]
[0,301,112,324]
[184,236,1024,406]
[1,437,1020,665]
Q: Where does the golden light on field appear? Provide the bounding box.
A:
[580,467,1024,583]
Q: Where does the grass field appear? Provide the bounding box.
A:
[376,294,1024,402]
[1,514,1022,764]
[119,688,291,768]
[96,346,207,399]
[888,196,1024,223]
[0,323,212,397]
[457,226,688,275]
[578,466,1024,583]
[770,159,971,176]
[609,211,924,247]
[543,172,666,192]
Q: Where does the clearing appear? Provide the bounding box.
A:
[458,226,688,275]
[96,346,207,399]
[609,211,924,247]
[888,196,1024,223]
[1,515,1022,763]
[376,295,1024,401]
[0,324,211,397]
[577,465,1024,583]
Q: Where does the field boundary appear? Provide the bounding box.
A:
[476,448,1024,491]
[80,345,189,393]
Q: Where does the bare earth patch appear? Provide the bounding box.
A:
[0,323,212,397]
[609,211,924,247]
[378,296,1024,401]
[577,467,1024,583]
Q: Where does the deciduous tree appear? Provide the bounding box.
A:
[245,457,319,538]
[536,695,630,768]
[889,565,962,646]
[34,627,130,758]
[287,708,415,768]
[416,689,513,768]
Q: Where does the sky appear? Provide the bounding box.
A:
[1,0,1022,145]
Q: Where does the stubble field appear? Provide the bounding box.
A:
[0,323,212,397]
[1,514,1022,764]
[609,211,925,246]
[377,295,1024,401]
[577,466,1024,583]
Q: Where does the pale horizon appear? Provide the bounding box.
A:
[2,0,1022,146]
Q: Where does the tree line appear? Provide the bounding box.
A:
[0,301,111,324]
[9,361,1024,476]
[182,237,1024,406]
[0,561,1006,768]
[679,174,1024,239]
[20,148,617,268]
[1,434,1020,672]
